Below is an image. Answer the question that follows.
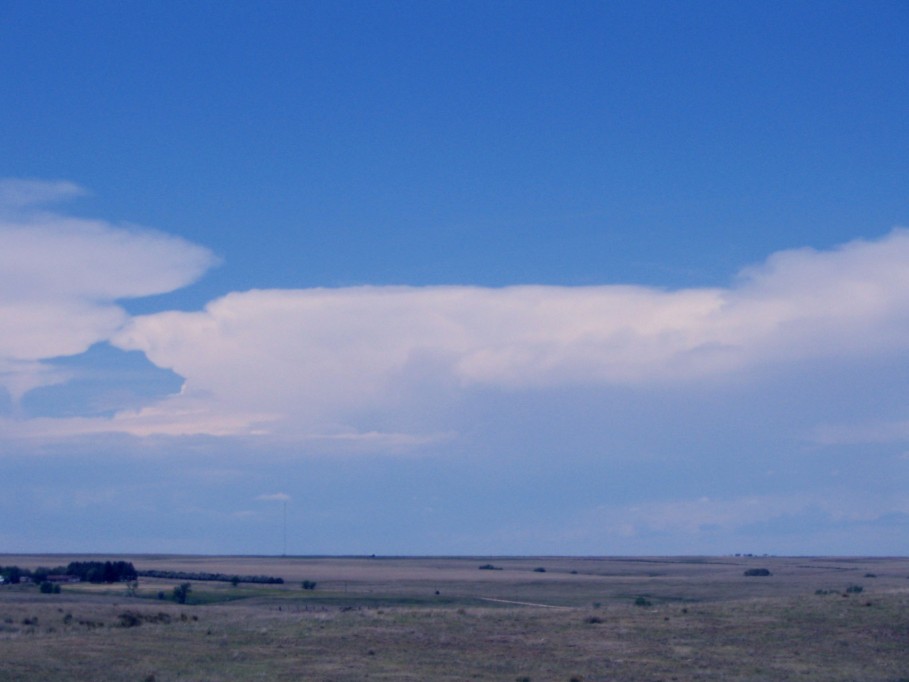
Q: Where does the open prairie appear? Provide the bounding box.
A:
[1,555,908,681]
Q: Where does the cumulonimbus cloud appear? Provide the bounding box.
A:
[0,179,217,400]
[104,228,909,438]
[4,181,907,443]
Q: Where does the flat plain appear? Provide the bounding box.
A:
[1,554,908,681]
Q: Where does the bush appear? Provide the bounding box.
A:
[634,596,652,607]
[118,611,143,628]
[301,580,317,590]
[118,611,172,627]
[478,564,502,571]
[743,568,772,577]
[532,567,546,573]
[39,581,60,594]
[846,584,864,594]
[172,583,192,604]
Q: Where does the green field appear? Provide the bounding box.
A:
[1,555,908,681]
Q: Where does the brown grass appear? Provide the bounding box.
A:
[2,555,908,681]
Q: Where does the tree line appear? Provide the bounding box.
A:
[0,560,137,584]
[137,569,283,584]
[1,562,284,587]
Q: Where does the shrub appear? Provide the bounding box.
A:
[846,584,864,594]
[118,611,172,627]
[118,611,143,628]
[743,568,772,577]
[532,567,546,573]
[478,564,501,570]
[172,583,192,604]
[634,596,652,607]
[301,580,317,590]
[39,581,60,594]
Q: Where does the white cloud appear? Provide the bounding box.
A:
[810,418,909,446]
[102,229,909,439]
[256,492,291,502]
[541,489,909,555]
[0,181,217,400]
[4,186,908,450]
[0,178,85,211]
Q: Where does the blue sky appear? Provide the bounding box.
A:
[1,1,908,555]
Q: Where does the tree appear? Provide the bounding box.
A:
[1,566,22,584]
[172,582,192,604]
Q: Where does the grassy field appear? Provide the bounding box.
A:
[1,555,908,681]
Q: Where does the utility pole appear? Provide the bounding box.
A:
[282,500,287,557]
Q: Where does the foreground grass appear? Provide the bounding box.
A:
[1,555,908,681]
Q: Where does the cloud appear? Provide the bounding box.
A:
[528,489,909,555]
[0,180,217,401]
[256,492,291,502]
[810,418,909,446]
[4,186,908,452]
[0,178,86,211]
[102,229,909,440]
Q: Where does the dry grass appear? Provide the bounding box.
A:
[2,555,908,681]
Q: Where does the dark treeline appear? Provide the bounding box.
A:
[0,560,137,584]
[137,569,283,584]
[1,564,72,584]
[0,565,32,583]
[1,563,281,586]
[67,561,137,583]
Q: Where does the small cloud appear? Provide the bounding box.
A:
[809,418,909,445]
[0,178,86,210]
[256,492,290,502]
